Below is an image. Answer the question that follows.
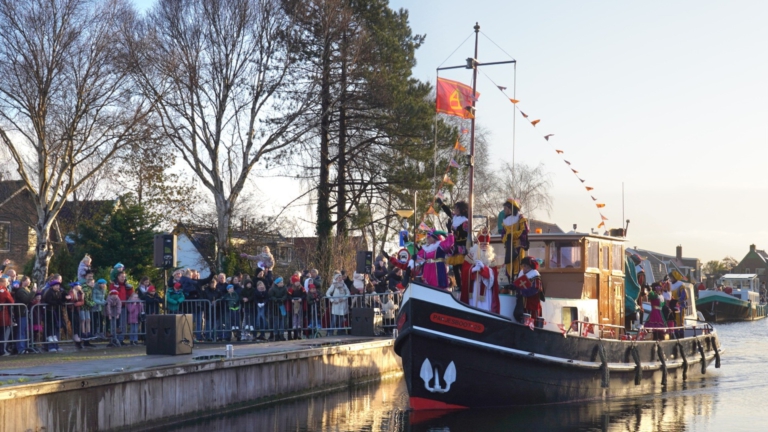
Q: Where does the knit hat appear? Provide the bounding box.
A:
[96,279,107,285]
[69,282,81,288]
[289,275,299,284]
[148,286,156,293]
[49,280,61,287]
[227,284,235,291]
[275,276,284,285]
[113,263,124,269]
[308,282,315,289]
[173,282,181,289]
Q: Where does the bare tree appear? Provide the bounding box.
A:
[127,0,311,270]
[0,0,153,285]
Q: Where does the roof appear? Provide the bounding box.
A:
[720,274,758,279]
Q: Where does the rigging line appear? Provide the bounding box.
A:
[476,70,606,227]
[479,31,517,62]
[437,32,475,69]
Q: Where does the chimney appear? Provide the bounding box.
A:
[676,245,682,261]
[750,244,756,253]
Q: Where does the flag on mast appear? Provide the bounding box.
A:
[435,77,480,119]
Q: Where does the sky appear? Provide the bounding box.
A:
[132,1,768,264]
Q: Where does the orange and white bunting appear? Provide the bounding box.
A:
[596,203,605,208]
[443,175,454,186]
[510,98,519,104]
[531,119,540,126]
[556,149,564,154]
[454,141,467,152]
[426,206,437,215]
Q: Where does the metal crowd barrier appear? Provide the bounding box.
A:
[2,291,406,354]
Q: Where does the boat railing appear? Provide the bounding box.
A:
[566,320,715,341]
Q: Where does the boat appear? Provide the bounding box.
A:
[696,273,767,322]
[393,23,723,410]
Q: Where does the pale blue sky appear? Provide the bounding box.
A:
[133,1,768,263]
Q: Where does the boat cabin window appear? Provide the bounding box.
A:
[587,242,599,269]
[528,241,546,268]
[611,244,623,271]
[549,241,582,269]
[562,307,578,330]
[602,245,610,270]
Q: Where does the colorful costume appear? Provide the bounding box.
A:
[416,232,454,289]
[513,268,543,320]
[460,230,500,313]
[439,200,470,289]
[643,291,667,339]
[501,200,529,279]
[668,270,688,326]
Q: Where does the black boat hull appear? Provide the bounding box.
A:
[395,283,723,410]
[697,297,766,323]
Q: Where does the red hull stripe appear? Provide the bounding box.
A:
[410,396,469,411]
[430,312,485,333]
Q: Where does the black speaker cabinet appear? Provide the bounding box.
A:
[356,250,373,275]
[146,314,193,355]
[350,307,382,336]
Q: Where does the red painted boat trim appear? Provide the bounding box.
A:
[410,396,468,411]
[430,312,485,333]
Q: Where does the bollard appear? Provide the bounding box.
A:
[225,344,234,359]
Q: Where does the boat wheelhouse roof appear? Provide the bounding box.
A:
[720,273,758,279]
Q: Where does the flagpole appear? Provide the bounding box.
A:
[434,70,439,197]
[468,22,480,237]
[512,61,516,182]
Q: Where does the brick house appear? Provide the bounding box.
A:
[626,245,702,284]
[732,244,768,287]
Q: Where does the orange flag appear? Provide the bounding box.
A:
[443,174,454,186]
[436,77,480,119]
[531,119,541,126]
[510,98,519,104]
[416,233,426,242]
[585,186,594,191]
[454,140,467,152]
[426,206,437,215]
[596,203,605,208]
[556,149,564,154]
[597,222,605,229]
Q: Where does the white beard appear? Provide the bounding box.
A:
[469,244,495,266]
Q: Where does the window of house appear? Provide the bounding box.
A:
[587,242,599,269]
[611,244,623,271]
[549,241,582,269]
[0,222,9,252]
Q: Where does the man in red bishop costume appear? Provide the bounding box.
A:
[460,228,500,313]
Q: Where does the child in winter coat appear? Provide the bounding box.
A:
[77,254,92,283]
[92,279,107,338]
[81,280,95,346]
[253,280,270,340]
[125,293,143,345]
[143,287,163,315]
[268,278,288,341]
[306,282,322,337]
[288,281,307,340]
[240,280,256,335]
[106,290,122,347]
[166,283,185,314]
[223,285,241,341]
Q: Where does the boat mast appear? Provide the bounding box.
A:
[467,23,480,235]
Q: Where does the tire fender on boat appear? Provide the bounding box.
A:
[656,341,668,387]
[676,341,688,381]
[598,344,609,388]
[631,345,641,386]
[711,336,721,368]
[697,339,707,374]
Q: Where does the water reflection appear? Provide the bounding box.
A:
[164,320,768,432]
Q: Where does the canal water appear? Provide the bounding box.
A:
[168,319,766,431]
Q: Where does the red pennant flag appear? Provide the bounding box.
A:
[449,159,460,168]
[544,134,554,141]
[585,186,594,191]
[596,203,605,208]
[436,77,480,119]
[600,214,608,221]
[520,111,529,118]
[435,191,445,200]
[557,323,567,337]
[555,149,564,154]
[418,222,430,231]
[461,128,469,134]
[454,140,467,152]
[531,119,541,127]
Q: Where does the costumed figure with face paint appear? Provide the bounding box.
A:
[498,198,529,281]
[381,243,417,286]
[415,229,454,289]
[460,227,500,313]
[512,256,544,320]
[436,198,470,289]
[668,269,688,327]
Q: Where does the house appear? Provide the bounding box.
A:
[732,244,768,288]
[0,180,112,269]
[626,245,702,284]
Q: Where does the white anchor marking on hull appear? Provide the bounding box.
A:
[420,358,456,393]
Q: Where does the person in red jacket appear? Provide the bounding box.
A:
[110,272,133,342]
[0,278,14,355]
